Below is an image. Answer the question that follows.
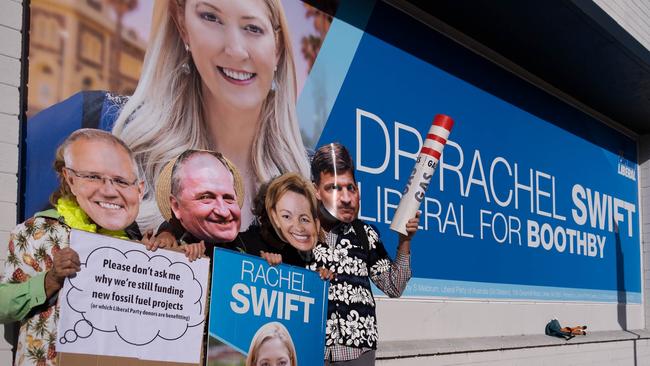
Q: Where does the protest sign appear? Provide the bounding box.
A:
[207,248,328,366]
[57,230,209,364]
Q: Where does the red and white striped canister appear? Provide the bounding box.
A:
[390,114,454,235]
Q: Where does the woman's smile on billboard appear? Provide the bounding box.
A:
[183,0,279,112]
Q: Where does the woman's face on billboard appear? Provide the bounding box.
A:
[182,0,279,112]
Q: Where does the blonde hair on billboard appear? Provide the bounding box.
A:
[112,0,309,231]
[246,322,297,366]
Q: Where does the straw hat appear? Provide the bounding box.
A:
[155,150,245,222]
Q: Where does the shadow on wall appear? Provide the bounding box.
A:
[616,226,626,330]
[616,227,640,366]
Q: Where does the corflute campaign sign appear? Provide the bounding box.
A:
[208,248,329,365]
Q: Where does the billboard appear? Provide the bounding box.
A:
[307,1,640,303]
[23,0,640,311]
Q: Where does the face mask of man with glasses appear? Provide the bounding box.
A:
[62,137,143,231]
[63,159,143,230]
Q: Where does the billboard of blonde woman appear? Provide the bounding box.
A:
[24,0,340,232]
[112,0,314,231]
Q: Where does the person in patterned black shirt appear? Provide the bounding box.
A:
[310,143,420,365]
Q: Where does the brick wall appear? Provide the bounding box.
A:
[0,0,22,364]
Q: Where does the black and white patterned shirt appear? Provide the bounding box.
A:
[310,220,411,362]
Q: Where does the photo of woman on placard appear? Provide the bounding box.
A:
[112,0,310,232]
[246,322,298,366]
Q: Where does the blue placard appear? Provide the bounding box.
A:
[207,248,328,365]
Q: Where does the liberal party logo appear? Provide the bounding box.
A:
[618,152,636,181]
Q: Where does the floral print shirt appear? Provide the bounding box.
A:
[310,220,411,361]
[1,217,69,366]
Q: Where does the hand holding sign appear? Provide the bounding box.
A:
[44,247,81,297]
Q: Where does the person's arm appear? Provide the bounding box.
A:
[1,218,81,322]
[0,222,49,322]
[43,247,81,298]
[0,272,48,323]
[369,215,419,297]
[307,240,334,278]
[369,243,411,298]
[260,251,283,266]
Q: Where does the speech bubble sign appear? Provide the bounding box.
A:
[57,230,209,364]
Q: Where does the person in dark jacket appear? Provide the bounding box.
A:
[247,172,321,267]
[154,149,245,258]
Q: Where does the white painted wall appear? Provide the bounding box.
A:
[376,298,643,341]
[0,0,22,364]
[638,135,650,330]
[594,0,650,52]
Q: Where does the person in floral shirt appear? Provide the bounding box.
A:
[1,129,144,366]
[310,143,420,366]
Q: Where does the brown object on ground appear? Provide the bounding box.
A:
[561,325,587,335]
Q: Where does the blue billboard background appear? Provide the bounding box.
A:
[301,3,640,303]
[20,1,641,304]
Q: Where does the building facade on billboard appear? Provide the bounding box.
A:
[28,0,145,116]
[1,0,650,365]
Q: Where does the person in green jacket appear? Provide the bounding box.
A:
[1,129,144,366]
[0,277,50,322]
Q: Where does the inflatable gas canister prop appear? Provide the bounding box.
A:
[390,114,454,235]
